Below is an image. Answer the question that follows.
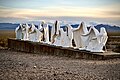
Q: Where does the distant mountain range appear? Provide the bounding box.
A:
[94,24,120,32]
[0,23,120,33]
[0,23,19,30]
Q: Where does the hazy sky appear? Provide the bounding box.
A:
[0,0,120,26]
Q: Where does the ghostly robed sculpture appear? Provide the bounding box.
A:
[43,22,50,43]
[51,20,60,45]
[38,21,45,42]
[81,26,108,52]
[15,21,108,52]
[51,21,73,47]
[73,22,88,49]
[21,23,29,40]
[72,22,108,52]
[28,23,41,42]
[15,24,22,39]
[16,23,41,42]
[66,24,73,47]
[60,24,73,47]
[50,20,61,46]
[39,21,50,43]
[15,24,29,40]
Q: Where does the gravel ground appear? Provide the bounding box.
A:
[0,49,120,80]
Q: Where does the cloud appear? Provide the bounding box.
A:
[0,6,120,19]
[105,11,120,16]
[0,6,120,26]
[0,16,120,26]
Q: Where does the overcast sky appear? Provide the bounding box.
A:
[0,0,120,26]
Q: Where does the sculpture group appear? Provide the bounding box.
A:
[15,21,108,52]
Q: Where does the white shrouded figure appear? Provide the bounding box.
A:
[51,20,60,44]
[63,24,73,47]
[81,26,108,52]
[38,21,44,30]
[21,23,29,40]
[82,26,99,51]
[38,21,45,42]
[53,27,70,47]
[28,23,41,42]
[96,27,108,52]
[39,21,50,43]
[60,28,70,47]
[53,28,61,46]
[43,22,50,43]
[29,23,36,41]
[67,24,73,47]
[73,22,88,48]
[15,24,22,39]
[54,24,73,47]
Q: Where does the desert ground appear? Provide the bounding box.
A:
[0,30,15,47]
[0,30,120,80]
[0,48,120,80]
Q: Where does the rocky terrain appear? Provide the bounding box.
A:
[0,48,120,80]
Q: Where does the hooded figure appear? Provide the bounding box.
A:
[38,21,45,42]
[53,28,61,46]
[43,22,50,43]
[38,21,50,43]
[28,23,41,42]
[82,26,99,51]
[51,20,60,44]
[81,26,108,52]
[60,24,73,47]
[95,27,108,52]
[66,24,73,47]
[60,27,70,47]
[21,23,29,40]
[73,22,88,48]
[15,24,22,39]
[54,24,73,47]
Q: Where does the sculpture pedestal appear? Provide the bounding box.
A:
[8,38,120,60]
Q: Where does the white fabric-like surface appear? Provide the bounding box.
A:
[73,22,88,48]
[60,28,69,47]
[66,24,73,47]
[29,23,36,42]
[29,23,41,42]
[43,23,50,43]
[15,21,108,52]
[81,26,108,52]
[53,30,61,46]
[15,24,22,39]
[83,26,99,51]
[53,24,73,47]
[21,23,29,40]
[51,21,60,44]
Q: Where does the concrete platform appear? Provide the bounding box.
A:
[93,51,120,59]
[8,38,120,60]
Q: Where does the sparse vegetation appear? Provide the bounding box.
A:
[0,30,15,47]
[108,32,120,36]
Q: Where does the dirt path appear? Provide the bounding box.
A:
[0,49,120,80]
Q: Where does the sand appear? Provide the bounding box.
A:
[0,48,120,80]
